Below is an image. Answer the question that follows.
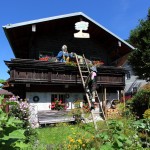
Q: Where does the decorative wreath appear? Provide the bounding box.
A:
[33,96,39,102]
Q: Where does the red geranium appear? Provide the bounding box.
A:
[50,99,68,110]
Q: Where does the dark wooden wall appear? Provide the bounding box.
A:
[29,30,110,65]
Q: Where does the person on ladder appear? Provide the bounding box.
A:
[85,62,97,110]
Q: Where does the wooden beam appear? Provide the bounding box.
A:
[122,90,126,110]
[104,87,107,116]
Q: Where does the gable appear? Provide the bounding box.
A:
[3,12,134,65]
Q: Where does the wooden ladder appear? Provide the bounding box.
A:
[75,54,106,130]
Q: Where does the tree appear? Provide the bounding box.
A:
[128,8,150,81]
[0,79,5,88]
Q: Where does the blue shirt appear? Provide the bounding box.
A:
[56,51,73,62]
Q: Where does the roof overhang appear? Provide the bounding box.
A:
[3,12,135,59]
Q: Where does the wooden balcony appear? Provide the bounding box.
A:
[10,70,50,82]
[10,70,125,86]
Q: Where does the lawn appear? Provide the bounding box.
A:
[35,121,107,149]
[37,123,94,144]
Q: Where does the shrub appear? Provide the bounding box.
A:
[96,119,143,150]
[8,96,38,144]
[129,90,150,119]
[0,109,27,150]
[132,119,150,148]
[8,96,30,128]
[0,93,27,150]
[143,109,150,119]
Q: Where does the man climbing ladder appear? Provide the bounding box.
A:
[85,63,97,110]
[75,54,106,130]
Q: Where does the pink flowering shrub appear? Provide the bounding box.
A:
[8,96,30,128]
[8,95,38,143]
[49,98,68,110]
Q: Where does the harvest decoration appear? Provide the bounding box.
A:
[66,61,77,67]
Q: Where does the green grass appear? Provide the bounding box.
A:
[34,123,97,150]
[30,119,149,150]
[35,121,107,148]
[36,123,93,145]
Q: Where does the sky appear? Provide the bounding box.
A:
[0,0,150,80]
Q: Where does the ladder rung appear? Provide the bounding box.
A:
[81,71,89,73]
[79,64,86,67]
[80,66,86,68]
[82,76,88,78]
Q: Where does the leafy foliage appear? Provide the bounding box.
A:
[92,119,143,150]
[1,81,26,149]
[128,8,150,81]
[9,96,30,128]
[132,119,150,148]
[8,96,38,144]
[0,107,26,149]
[0,79,5,88]
[129,90,150,118]
[144,109,150,119]
[0,91,38,149]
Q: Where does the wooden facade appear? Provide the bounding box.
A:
[4,58,125,97]
[9,66,124,86]
[2,12,134,112]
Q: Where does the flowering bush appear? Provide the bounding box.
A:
[9,96,30,128]
[8,96,38,144]
[50,98,68,110]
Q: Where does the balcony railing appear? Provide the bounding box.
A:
[10,70,124,86]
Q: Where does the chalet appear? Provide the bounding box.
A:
[3,12,134,115]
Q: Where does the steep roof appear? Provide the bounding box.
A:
[3,12,135,60]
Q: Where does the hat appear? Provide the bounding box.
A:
[90,66,97,72]
[62,45,67,50]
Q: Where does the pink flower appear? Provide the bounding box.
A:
[51,105,55,109]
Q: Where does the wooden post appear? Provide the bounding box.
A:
[122,90,125,110]
[118,90,122,102]
[104,87,107,116]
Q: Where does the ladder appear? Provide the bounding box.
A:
[75,54,106,130]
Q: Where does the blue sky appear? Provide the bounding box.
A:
[0,0,150,80]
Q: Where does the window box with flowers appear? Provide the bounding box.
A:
[49,98,68,111]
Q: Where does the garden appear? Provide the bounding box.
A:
[0,79,150,149]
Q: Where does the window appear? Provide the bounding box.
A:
[126,72,131,80]
[51,94,66,103]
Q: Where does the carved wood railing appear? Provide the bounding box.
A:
[97,75,124,85]
[51,73,78,83]
[10,70,125,85]
[10,70,50,82]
